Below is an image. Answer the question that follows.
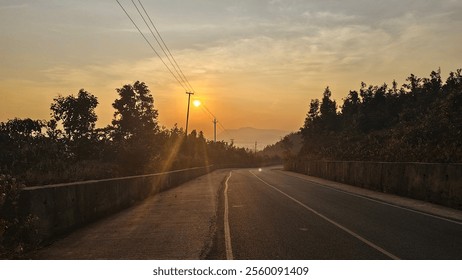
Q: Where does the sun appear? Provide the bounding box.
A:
[193,100,201,107]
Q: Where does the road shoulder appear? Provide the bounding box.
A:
[28,169,230,259]
[277,169,462,224]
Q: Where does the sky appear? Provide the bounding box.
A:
[1,0,462,142]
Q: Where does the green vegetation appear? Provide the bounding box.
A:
[0,175,39,258]
[298,68,462,163]
[0,81,261,187]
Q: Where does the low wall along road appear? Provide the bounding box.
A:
[285,160,462,210]
[19,166,213,241]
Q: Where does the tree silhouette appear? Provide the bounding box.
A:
[297,68,462,163]
[341,90,360,130]
[50,89,98,141]
[111,81,160,172]
[0,118,45,173]
[319,86,338,131]
[302,99,319,131]
[49,89,99,160]
[112,81,158,140]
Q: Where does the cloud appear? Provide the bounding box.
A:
[0,4,28,10]
[302,10,357,22]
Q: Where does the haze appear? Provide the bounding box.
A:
[1,0,461,140]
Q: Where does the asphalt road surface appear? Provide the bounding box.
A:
[222,168,462,259]
[29,167,462,260]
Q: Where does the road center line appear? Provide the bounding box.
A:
[249,170,400,260]
[224,171,233,260]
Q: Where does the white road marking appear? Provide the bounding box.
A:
[278,170,462,226]
[224,171,233,260]
[250,170,400,260]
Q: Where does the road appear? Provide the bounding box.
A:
[223,168,462,260]
[29,167,462,260]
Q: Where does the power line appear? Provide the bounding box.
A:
[203,102,235,142]
[116,0,188,91]
[197,102,234,142]
[137,0,195,93]
[131,0,193,92]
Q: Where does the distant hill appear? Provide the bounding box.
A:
[259,132,303,158]
[218,127,291,150]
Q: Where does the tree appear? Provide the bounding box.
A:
[0,118,44,139]
[111,81,160,172]
[301,99,320,137]
[424,68,442,95]
[342,90,361,130]
[296,68,462,163]
[112,81,158,140]
[308,99,320,120]
[319,86,338,131]
[50,89,98,141]
[281,134,294,159]
[0,118,46,174]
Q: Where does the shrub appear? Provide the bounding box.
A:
[0,174,39,259]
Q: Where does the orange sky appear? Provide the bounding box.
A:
[1,0,462,142]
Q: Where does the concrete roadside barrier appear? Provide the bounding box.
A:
[285,160,462,210]
[18,165,213,241]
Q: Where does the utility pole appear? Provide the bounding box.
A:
[213,118,217,142]
[185,91,194,136]
[255,141,257,155]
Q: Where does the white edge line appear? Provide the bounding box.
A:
[224,171,233,260]
[250,170,400,260]
[277,170,462,226]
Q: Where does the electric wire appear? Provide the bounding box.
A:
[116,0,188,91]
[203,103,234,142]
[131,0,193,92]
[137,0,195,93]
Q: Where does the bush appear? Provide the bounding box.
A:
[0,174,39,259]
